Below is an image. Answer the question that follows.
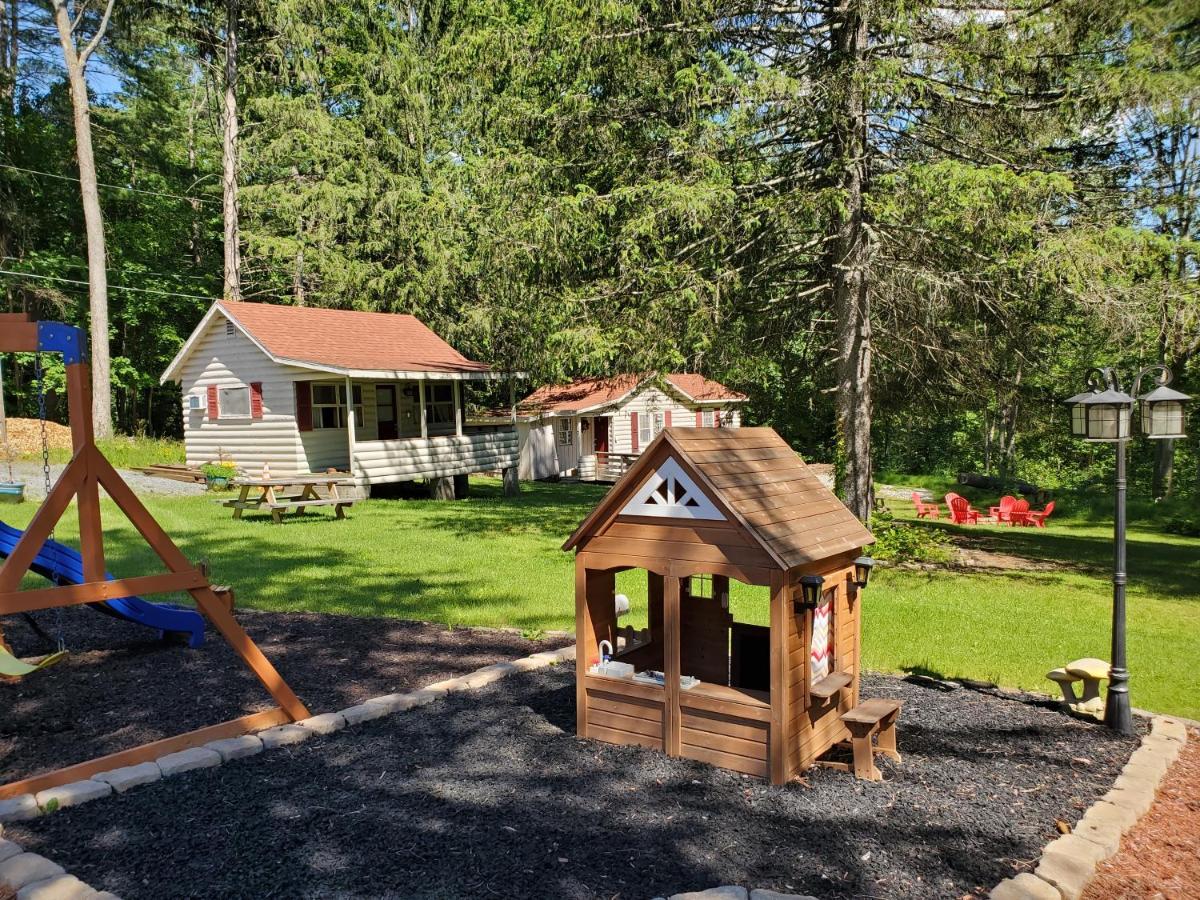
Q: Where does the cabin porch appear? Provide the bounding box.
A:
[297,376,519,495]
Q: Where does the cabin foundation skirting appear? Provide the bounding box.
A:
[352,432,519,487]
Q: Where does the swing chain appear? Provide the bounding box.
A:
[34,354,65,652]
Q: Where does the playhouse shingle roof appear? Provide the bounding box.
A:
[564,426,873,568]
[518,373,746,415]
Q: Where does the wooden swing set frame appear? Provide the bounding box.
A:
[0,314,310,800]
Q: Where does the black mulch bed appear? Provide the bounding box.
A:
[1,606,569,784]
[8,667,1142,900]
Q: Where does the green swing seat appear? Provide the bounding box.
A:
[0,646,67,678]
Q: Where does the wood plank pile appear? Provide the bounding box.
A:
[139,464,206,484]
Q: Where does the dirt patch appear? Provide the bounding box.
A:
[954,547,1065,572]
[0,606,569,785]
[6,668,1140,899]
[1082,728,1200,900]
[0,418,73,458]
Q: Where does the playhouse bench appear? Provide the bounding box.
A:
[840,698,903,781]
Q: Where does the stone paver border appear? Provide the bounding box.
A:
[988,715,1190,900]
[0,643,577,898]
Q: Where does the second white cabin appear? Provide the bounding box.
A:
[502,374,748,482]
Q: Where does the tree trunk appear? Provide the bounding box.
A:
[291,167,305,305]
[222,0,242,301]
[829,0,873,522]
[51,1,112,439]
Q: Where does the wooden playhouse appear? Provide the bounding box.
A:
[564,426,899,784]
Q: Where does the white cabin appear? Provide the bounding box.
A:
[500,374,748,482]
[161,301,518,497]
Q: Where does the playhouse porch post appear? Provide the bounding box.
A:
[574,561,616,736]
[769,568,791,785]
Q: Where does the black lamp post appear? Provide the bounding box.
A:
[1064,365,1191,735]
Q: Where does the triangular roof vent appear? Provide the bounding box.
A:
[619,457,725,521]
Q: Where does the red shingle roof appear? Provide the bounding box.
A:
[219,301,491,374]
[518,373,746,415]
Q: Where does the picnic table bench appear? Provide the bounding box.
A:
[224,474,356,524]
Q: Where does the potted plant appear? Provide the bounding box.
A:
[201,462,238,491]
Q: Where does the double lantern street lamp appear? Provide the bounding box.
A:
[1064,366,1191,735]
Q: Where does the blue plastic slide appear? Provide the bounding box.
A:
[0,520,205,648]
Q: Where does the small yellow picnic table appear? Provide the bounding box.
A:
[224,474,356,524]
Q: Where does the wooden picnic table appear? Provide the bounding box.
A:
[224,474,356,524]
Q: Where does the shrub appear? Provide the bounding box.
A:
[869,510,954,563]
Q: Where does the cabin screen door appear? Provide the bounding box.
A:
[376,385,399,440]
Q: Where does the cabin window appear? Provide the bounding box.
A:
[557,418,574,446]
[687,574,714,600]
[424,383,456,436]
[701,409,715,428]
[218,386,251,418]
[310,383,364,429]
[639,411,665,446]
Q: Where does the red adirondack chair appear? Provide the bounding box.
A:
[945,493,981,525]
[1025,501,1056,528]
[1008,498,1031,526]
[989,495,1017,524]
[911,492,941,519]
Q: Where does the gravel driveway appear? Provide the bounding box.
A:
[7,667,1141,900]
[0,461,204,499]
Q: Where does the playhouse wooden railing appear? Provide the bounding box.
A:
[0,314,310,800]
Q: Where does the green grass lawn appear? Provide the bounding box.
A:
[2,476,1197,718]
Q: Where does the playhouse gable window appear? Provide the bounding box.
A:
[620,457,724,520]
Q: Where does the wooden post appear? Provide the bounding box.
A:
[663,573,682,757]
[67,362,105,582]
[417,380,428,440]
[769,568,790,784]
[344,375,357,478]
[453,380,463,437]
[575,561,590,737]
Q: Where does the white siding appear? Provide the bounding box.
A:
[518,421,559,480]
[353,432,519,483]
[177,320,307,475]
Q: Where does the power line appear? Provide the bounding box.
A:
[0,267,215,302]
[0,162,219,206]
[1,256,215,284]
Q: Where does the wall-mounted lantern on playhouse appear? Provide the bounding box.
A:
[796,575,824,613]
[564,425,903,784]
[853,556,875,590]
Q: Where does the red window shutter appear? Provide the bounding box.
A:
[295,382,313,432]
[630,412,639,452]
[664,410,672,429]
[715,410,722,428]
[250,382,264,419]
[206,385,218,419]
[696,410,703,427]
